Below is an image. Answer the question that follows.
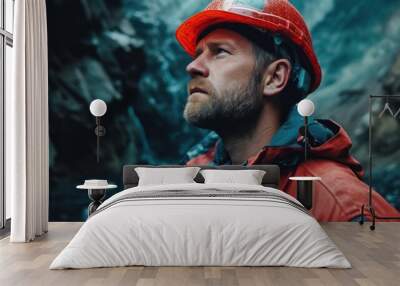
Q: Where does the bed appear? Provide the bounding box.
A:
[50,165,350,269]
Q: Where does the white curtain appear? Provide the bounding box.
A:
[7,0,49,242]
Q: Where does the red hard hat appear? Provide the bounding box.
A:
[176,0,322,93]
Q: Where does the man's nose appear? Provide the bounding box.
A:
[186,56,209,78]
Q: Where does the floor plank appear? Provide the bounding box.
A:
[0,222,399,286]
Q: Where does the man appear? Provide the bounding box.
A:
[175,0,399,221]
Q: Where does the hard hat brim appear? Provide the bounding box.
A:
[175,9,322,92]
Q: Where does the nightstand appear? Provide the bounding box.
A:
[289,176,321,210]
[77,180,117,216]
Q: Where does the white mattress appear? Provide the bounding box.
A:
[50,183,351,269]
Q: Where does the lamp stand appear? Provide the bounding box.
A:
[304,116,309,161]
[94,117,106,163]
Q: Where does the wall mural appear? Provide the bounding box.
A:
[47,0,400,221]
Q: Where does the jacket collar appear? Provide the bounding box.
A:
[213,105,334,165]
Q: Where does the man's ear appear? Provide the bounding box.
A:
[262,59,292,97]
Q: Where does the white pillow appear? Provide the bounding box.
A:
[200,169,266,185]
[135,167,201,186]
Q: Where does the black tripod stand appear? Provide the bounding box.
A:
[359,95,400,230]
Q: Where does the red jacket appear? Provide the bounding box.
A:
[184,120,399,221]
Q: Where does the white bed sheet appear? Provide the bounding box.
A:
[50,183,351,269]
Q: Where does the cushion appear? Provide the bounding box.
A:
[200,169,266,185]
[135,167,201,186]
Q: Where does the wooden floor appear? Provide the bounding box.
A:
[0,222,399,286]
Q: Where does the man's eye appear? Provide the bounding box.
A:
[215,48,230,57]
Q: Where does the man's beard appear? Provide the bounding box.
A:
[183,74,263,134]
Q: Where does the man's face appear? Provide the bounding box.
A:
[183,28,263,131]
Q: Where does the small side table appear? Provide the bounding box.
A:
[77,180,117,216]
[289,176,321,210]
